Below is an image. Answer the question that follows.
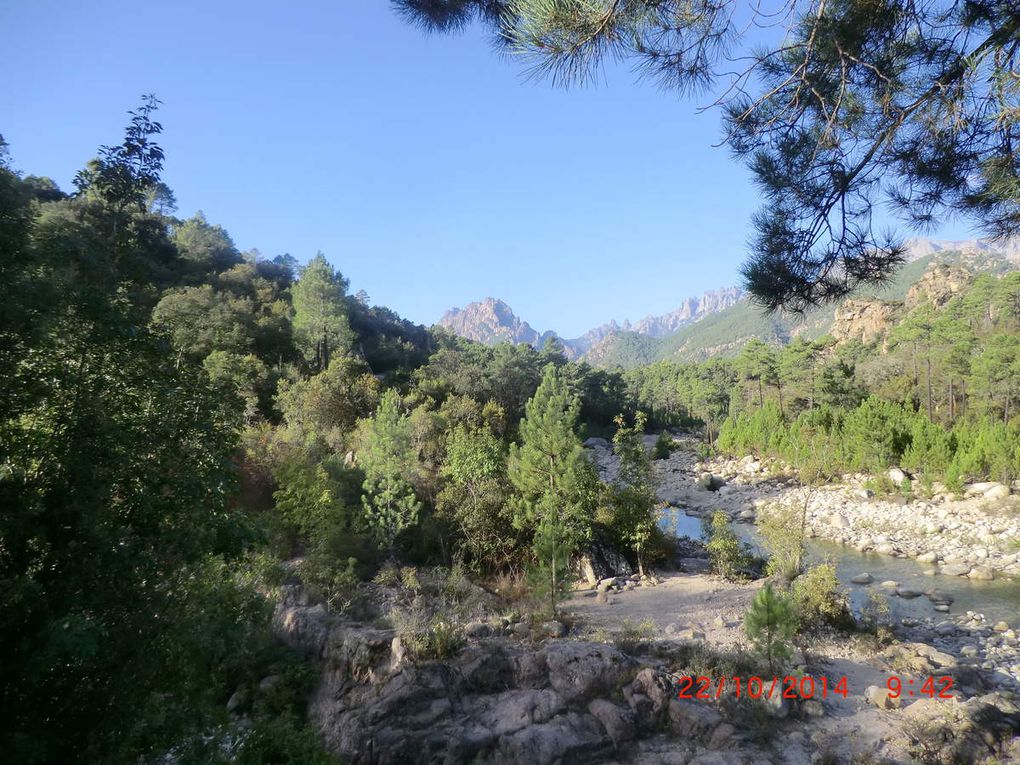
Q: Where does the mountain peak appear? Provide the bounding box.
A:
[438,298,553,348]
[436,286,744,358]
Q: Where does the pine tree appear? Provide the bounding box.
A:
[744,584,797,675]
[509,364,588,616]
[357,389,420,558]
[292,252,353,374]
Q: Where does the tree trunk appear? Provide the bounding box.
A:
[925,348,933,421]
[757,378,764,409]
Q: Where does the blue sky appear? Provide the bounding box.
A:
[1,0,975,337]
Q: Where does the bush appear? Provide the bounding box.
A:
[391,601,464,661]
[757,499,806,582]
[300,554,359,613]
[718,402,786,456]
[791,563,853,632]
[839,397,913,472]
[702,511,754,581]
[652,431,676,459]
[857,591,894,644]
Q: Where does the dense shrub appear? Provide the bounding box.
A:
[758,499,806,582]
[702,511,754,581]
[791,563,853,632]
[717,396,1020,487]
[652,430,676,459]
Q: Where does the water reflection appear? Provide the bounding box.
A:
[658,506,1020,625]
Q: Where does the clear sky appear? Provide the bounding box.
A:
[0,0,976,338]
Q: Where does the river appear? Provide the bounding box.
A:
[660,506,1020,626]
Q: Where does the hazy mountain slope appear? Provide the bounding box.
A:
[589,256,941,368]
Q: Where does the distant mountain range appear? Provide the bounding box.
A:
[437,287,744,359]
[435,237,1020,368]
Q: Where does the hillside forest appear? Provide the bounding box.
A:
[3,101,1020,762]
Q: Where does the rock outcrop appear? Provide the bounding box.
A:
[437,298,554,349]
[905,264,973,310]
[272,593,768,764]
[830,299,899,346]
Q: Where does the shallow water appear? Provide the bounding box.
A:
[659,506,1020,625]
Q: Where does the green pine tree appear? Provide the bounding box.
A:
[292,252,353,373]
[357,389,421,557]
[509,364,589,617]
[744,583,797,675]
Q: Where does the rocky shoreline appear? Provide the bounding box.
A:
[696,452,1020,580]
[585,435,1020,579]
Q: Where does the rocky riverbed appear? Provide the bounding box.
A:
[585,435,1020,580]
[584,435,1020,694]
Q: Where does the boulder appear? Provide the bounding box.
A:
[539,621,566,639]
[708,722,736,749]
[627,668,675,718]
[544,642,634,702]
[578,539,633,585]
[969,566,995,580]
[226,686,249,713]
[850,572,873,584]
[941,563,972,577]
[889,468,908,486]
[668,698,722,738]
[865,684,900,709]
[896,588,923,599]
[587,699,636,747]
[464,621,492,639]
[697,473,726,491]
[497,711,610,765]
[916,551,938,563]
[258,674,281,693]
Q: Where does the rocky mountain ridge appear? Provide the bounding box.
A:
[435,237,1019,367]
[437,288,744,359]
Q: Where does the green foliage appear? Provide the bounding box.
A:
[702,511,753,581]
[743,584,796,675]
[277,355,381,449]
[357,389,421,556]
[608,412,658,575]
[291,253,353,373]
[791,563,853,633]
[437,425,516,570]
[652,430,675,459]
[509,364,590,615]
[758,497,807,582]
[718,401,787,456]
